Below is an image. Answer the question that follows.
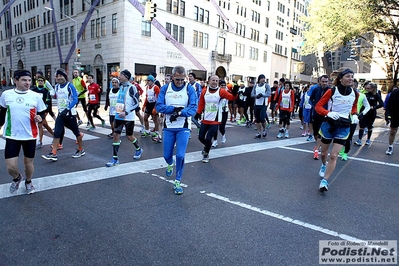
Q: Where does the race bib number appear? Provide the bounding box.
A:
[282,98,290,109]
[115,103,125,113]
[89,94,96,101]
[110,99,117,107]
[205,103,217,113]
[59,99,68,108]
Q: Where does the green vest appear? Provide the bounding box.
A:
[73,77,86,99]
[357,92,366,113]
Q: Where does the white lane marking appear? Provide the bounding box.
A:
[206,192,363,241]
[1,130,396,199]
[281,147,399,168]
[0,137,309,199]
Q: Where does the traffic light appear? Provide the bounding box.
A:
[150,2,157,20]
[144,0,156,21]
[144,1,151,21]
[76,48,81,57]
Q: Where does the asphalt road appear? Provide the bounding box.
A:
[0,105,398,265]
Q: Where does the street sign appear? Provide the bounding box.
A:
[74,61,81,65]
[290,27,297,35]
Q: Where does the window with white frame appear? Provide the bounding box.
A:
[249,47,258,60]
[235,42,245,57]
[193,30,198,47]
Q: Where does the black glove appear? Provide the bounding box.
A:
[59,108,69,118]
[194,113,201,121]
[358,113,364,120]
[104,106,108,111]
[174,107,184,113]
[256,93,263,99]
[169,112,179,123]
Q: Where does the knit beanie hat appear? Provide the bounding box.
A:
[120,69,132,80]
[56,68,68,80]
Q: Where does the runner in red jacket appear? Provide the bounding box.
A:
[87,74,105,131]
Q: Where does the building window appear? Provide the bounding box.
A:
[274,44,283,54]
[95,18,100,37]
[166,0,172,12]
[141,19,151,37]
[91,20,95,38]
[249,47,258,60]
[37,35,40,50]
[194,6,198,20]
[251,29,259,41]
[60,29,64,45]
[205,10,209,24]
[193,30,208,49]
[166,22,171,40]
[82,25,86,40]
[173,0,179,14]
[193,30,198,47]
[172,24,178,40]
[52,31,55,47]
[235,42,245,57]
[29,37,36,52]
[70,26,75,45]
[199,8,204,22]
[203,33,208,49]
[47,32,51,48]
[275,72,279,78]
[43,34,47,49]
[263,51,267,62]
[180,1,185,16]
[264,34,268,45]
[65,27,69,44]
[179,26,184,43]
[112,13,117,34]
[276,30,283,41]
[199,32,203,48]
[101,17,106,36]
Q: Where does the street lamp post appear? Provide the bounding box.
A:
[45,7,78,61]
[347,57,359,74]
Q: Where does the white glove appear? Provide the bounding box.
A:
[327,111,340,120]
[351,114,359,124]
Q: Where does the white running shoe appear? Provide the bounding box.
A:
[212,140,218,148]
[221,134,226,144]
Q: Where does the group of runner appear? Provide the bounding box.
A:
[1,67,398,195]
